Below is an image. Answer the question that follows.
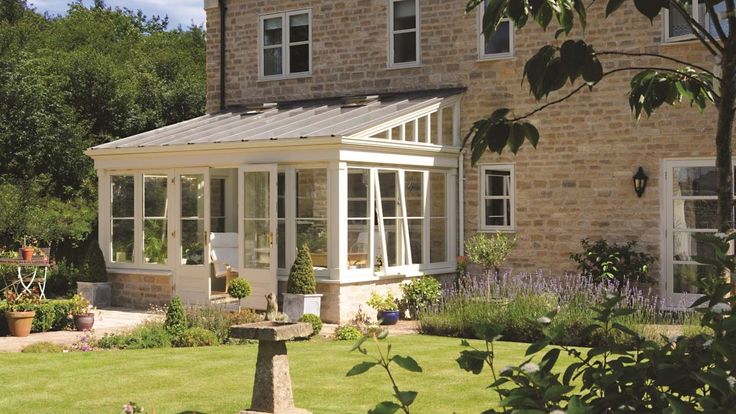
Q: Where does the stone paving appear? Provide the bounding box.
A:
[0,308,157,352]
[320,320,419,338]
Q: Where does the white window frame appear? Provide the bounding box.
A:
[479,164,516,232]
[477,2,514,60]
[663,0,727,43]
[258,9,313,80]
[388,0,421,68]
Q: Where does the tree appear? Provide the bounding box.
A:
[466,0,735,292]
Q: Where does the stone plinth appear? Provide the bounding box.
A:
[230,322,313,414]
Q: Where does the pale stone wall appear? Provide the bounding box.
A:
[205,0,725,280]
[109,273,173,309]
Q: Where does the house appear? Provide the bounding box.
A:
[86,0,723,322]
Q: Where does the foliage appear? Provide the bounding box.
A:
[227,277,252,311]
[287,244,317,294]
[2,288,39,311]
[21,341,65,353]
[0,297,76,334]
[71,329,95,352]
[178,327,219,347]
[45,261,82,297]
[79,241,108,283]
[400,276,441,319]
[335,325,363,341]
[464,232,516,274]
[367,292,399,312]
[348,328,423,414]
[184,306,260,344]
[67,293,92,316]
[299,313,323,338]
[164,296,187,340]
[570,238,656,286]
[97,320,172,350]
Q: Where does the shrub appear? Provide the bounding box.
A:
[80,242,108,283]
[121,321,173,349]
[22,342,65,353]
[464,232,516,274]
[96,332,129,349]
[186,306,231,344]
[400,276,441,319]
[298,313,322,338]
[164,296,187,339]
[334,325,362,341]
[570,238,656,285]
[179,327,219,347]
[0,298,75,334]
[367,292,399,312]
[228,308,262,325]
[287,244,316,294]
[227,278,252,311]
[45,261,81,298]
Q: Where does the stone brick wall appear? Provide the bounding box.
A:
[109,272,173,309]
[206,0,724,280]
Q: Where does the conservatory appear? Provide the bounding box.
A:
[86,89,463,322]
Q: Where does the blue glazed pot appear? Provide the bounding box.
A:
[378,310,400,325]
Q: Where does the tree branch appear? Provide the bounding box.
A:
[706,0,729,43]
[597,50,720,80]
[668,0,724,56]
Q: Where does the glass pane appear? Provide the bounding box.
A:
[673,199,717,229]
[405,120,416,141]
[144,176,167,217]
[485,199,511,227]
[484,20,511,55]
[297,220,327,267]
[264,17,283,46]
[393,32,417,63]
[244,171,270,219]
[430,112,439,144]
[211,218,226,233]
[708,1,729,36]
[181,219,204,265]
[289,13,309,42]
[264,48,283,76]
[210,178,225,220]
[429,172,446,217]
[442,107,454,145]
[405,171,423,217]
[673,166,716,196]
[393,0,417,30]
[348,219,370,269]
[278,173,286,219]
[673,263,717,294]
[144,219,167,264]
[379,171,398,217]
[408,218,423,264]
[296,169,327,218]
[673,232,716,262]
[417,116,428,142]
[278,220,286,269]
[244,220,270,269]
[430,218,447,263]
[181,175,204,219]
[111,219,134,263]
[348,169,370,219]
[372,130,388,140]
[383,219,399,267]
[669,2,693,37]
[111,176,134,218]
[290,44,310,73]
[391,125,402,140]
[486,170,511,196]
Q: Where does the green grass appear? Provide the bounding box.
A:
[0,335,579,414]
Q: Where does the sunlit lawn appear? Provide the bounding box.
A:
[0,334,579,414]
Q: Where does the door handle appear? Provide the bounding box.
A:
[204,231,209,246]
[268,232,273,247]
[171,230,176,238]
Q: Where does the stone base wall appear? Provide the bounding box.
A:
[109,272,173,309]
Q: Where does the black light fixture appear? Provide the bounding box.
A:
[633,167,648,198]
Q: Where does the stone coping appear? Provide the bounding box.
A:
[230,322,313,342]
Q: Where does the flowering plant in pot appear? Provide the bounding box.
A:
[68,294,95,331]
[17,235,36,261]
[3,289,39,337]
[367,291,400,325]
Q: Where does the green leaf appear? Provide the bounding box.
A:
[605,0,626,16]
[541,56,568,96]
[395,390,418,407]
[581,50,603,84]
[543,384,574,401]
[350,336,369,352]
[566,396,592,414]
[540,348,561,372]
[520,122,540,147]
[457,350,490,374]
[693,371,733,395]
[560,40,586,83]
[526,337,550,355]
[368,401,401,414]
[392,355,423,373]
[612,322,640,338]
[346,361,378,376]
[508,123,525,154]
[487,122,511,154]
[634,0,666,21]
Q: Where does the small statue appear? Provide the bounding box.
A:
[265,292,278,321]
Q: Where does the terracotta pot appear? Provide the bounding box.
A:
[5,311,35,337]
[73,313,95,331]
[20,247,34,261]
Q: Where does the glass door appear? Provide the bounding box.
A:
[239,164,277,310]
[173,169,211,304]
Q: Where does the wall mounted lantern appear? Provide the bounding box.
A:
[633,167,648,198]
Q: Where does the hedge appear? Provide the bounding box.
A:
[0,299,75,335]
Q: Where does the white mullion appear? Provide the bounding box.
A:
[425,115,431,143]
[398,170,412,266]
[422,171,430,266]
[452,101,461,146]
[133,173,143,265]
[286,167,297,270]
[413,119,419,142]
[437,109,444,145]
[374,169,389,272]
[400,123,406,141]
[368,169,376,272]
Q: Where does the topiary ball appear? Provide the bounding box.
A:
[227,278,252,300]
[298,313,323,338]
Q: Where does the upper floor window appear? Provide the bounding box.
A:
[478,0,513,59]
[389,0,420,67]
[664,0,729,42]
[259,9,312,79]
[480,165,515,231]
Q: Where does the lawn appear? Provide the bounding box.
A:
[0,335,578,414]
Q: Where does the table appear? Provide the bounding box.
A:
[0,258,54,299]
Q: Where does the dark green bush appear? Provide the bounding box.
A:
[22,342,65,353]
[0,298,74,335]
[179,327,219,347]
[570,238,656,285]
[400,276,441,319]
[298,313,322,338]
[45,261,81,298]
[80,242,108,283]
[335,325,362,341]
[287,244,316,294]
[165,296,187,339]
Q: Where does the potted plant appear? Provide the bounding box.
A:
[18,235,35,261]
[283,244,322,322]
[77,242,112,307]
[3,289,39,337]
[367,291,400,325]
[68,294,95,331]
[227,278,252,312]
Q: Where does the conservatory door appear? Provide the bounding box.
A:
[173,169,211,304]
[239,164,278,310]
